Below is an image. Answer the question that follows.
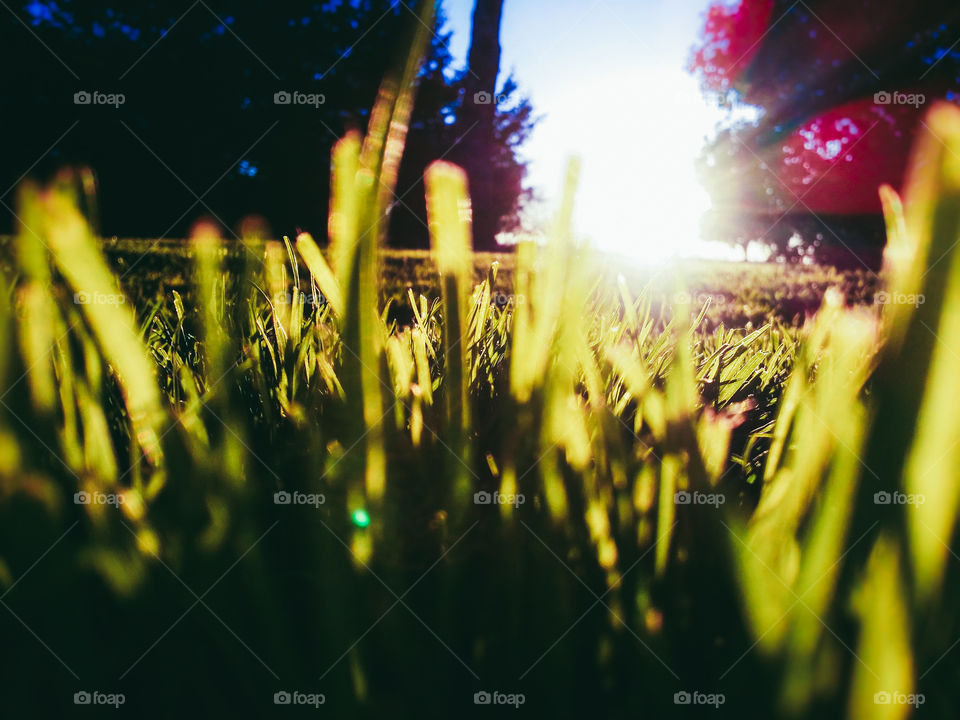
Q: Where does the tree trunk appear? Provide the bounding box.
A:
[465,0,505,106]
[463,0,506,250]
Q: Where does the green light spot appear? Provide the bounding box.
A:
[352,509,370,528]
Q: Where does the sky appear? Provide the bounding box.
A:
[441,0,730,260]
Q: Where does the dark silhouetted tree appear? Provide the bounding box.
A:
[1,0,534,250]
[462,0,506,252]
[454,0,535,251]
[389,0,535,250]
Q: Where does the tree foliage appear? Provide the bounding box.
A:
[690,0,960,263]
[0,0,534,248]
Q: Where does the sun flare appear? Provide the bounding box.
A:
[526,69,726,263]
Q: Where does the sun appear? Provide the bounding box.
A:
[523,69,725,263]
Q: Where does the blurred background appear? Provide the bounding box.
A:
[2,0,959,264]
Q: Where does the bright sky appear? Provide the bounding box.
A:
[442,0,730,261]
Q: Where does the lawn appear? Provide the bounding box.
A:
[2,105,959,717]
[6,1,960,718]
[1,17,959,718]
[90,236,880,328]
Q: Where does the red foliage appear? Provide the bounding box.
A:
[772,99,921,214]
[689,0,774,93]
[692,0,937,216]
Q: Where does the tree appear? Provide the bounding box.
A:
[462,0,505,252]
[389,0,535,250]
[690,0,960,264]
[0,0,534,250]
[453,0,535,251]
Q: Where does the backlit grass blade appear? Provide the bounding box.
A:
[896,104,960,602]
[359,0,436,239]
[848,537,914,720]
[425,160,474,513]
[192,221,231,388]
[328,131,362,294]
[296,231,344,317]
[41,189,166,470]
[335,0,436,536]
[857,104,960,602]
[425,161,471,427]
[13,182,58,414]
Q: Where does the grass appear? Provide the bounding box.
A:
[2,11,960,718]
[40,236,880,329]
